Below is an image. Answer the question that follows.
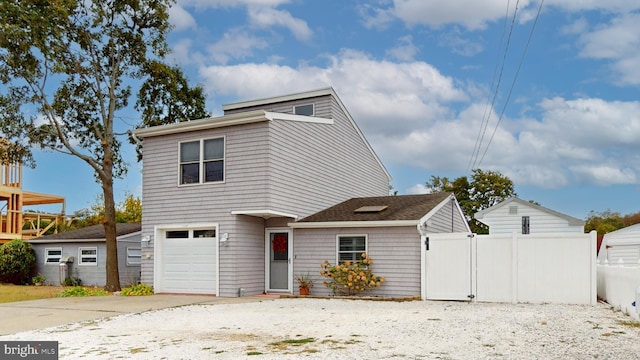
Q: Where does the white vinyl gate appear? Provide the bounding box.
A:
[425,231,597,305]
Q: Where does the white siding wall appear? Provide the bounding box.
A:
[481,204,583,234]
[294,227,421,297]
[428,199,469,233]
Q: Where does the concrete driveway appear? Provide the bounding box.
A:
[0,294,272,335]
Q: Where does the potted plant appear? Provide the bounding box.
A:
[295,273,313,296]
[32,273,46,286]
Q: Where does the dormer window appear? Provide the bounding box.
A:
[294,103,314,116]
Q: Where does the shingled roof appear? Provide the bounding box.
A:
[296,193,452,223]
[30,223,141,241]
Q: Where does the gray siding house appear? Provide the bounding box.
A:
[290,193,470,297]
[27,223,141,286]
[474,197,585,235]
[134,88,391,296]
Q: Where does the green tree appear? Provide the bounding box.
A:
[131,60,209,161]
[426,169,516,233]
[0,0,177,291]
[0,240,36,285]
[74,193,142,227]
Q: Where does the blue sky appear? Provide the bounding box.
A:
[24,0,640,220]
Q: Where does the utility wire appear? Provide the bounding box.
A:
[476,0,545,169]
[467,0,512,173]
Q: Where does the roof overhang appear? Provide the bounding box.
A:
[23,191,65,207]
[288,220,418,229]
[231,209,298,220]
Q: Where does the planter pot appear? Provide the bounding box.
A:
[34,283,43,286]
[299,287,309,296]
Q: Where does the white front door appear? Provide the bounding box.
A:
[265,228,292,293]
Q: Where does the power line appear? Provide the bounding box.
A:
[476,0,545,169]
[467,0,512,173]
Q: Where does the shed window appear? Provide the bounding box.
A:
[294,103,314,116]
[78,247,98,265]
[338,235,367,262]
[45,248,62,264]
[522,216,530,234]
[179,137,225,184]
[126,247,141,266]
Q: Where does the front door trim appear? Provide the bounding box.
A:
[265,228,293,293]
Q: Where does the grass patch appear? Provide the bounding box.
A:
[247,351,262,355]
[0,284,65,303]
[57,286,109,297]
[617,320,640,328]
[271,338,315,346]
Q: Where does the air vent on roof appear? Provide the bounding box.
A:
[354,205,388,213]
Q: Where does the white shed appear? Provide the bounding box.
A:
[597,224,640,265]
[474,197,585,235]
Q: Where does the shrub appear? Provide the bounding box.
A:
[120,283,154,296]
[320,253,384,296]
[57,286,109,297]
[62,276,82,286]
[0,240,36,284]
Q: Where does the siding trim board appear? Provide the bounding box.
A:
[231,209,298,220]
[290,220,418,228]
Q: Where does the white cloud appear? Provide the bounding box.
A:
[247,6,313,41]
[576,13,640,85]
[405,183,430,195]
[169,4,197,31]
[206,29,269,64]
[367,0,532,30]
[386,35,419,61]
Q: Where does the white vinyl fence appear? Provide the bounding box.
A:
[597,260,640,320]
[425,231,597,305]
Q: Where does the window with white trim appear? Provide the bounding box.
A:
[126,247,141,266]
[294,103,314,116]
[338,235,367,262]
[45,248,62,264]
[179,137,225,184]
[78,247,98,265]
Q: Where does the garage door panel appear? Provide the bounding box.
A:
[158,231,217,295]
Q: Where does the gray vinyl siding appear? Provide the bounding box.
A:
[293,227,421,297]
[223,95,334,118]
[428,200,469,233]
[31,239,141,287]
[140,93,389,296]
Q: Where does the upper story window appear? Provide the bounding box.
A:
[180,137,225,185]
[338,235,367,263]
[294,103,314,116]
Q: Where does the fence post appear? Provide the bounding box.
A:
[511,232,518,303]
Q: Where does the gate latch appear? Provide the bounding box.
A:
[424,237,429,251]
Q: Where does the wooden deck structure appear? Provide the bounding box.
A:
[0,162,69,243]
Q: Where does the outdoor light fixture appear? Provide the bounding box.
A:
[141,235,151,246]
[220,233,229,243]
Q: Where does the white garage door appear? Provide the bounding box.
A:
[157,228,217,294]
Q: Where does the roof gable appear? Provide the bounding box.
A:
[296,193,451,223]
[474,197,584,226]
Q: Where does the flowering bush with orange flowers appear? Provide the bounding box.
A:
[320,253,384,296]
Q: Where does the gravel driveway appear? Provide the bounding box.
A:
[2,298,640,359]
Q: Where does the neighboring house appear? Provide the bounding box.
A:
[27,223,141,286]
[290,192,470,297]
[134,88,391,296]
[597,224,640,264]
[474,197,585,235]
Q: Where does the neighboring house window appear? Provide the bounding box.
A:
[179,137,225,185]
[338,235,367,262]
[522,216,530,234]
[126,247,141,266]
[45,248,62,264]
[294,103,314,116]
[78,247,98,265]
